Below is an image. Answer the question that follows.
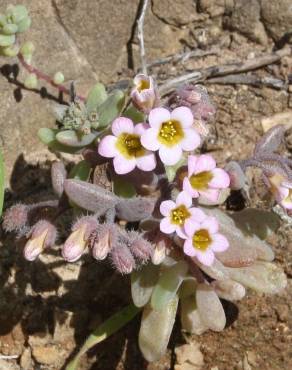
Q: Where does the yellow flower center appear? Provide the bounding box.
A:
[137,79,150,92]
[116,133,145,159]
[158,120,184,147]
[170,205,191,225]
[192,229,212,251]
[190,171,213,190]
[284,188,292,203]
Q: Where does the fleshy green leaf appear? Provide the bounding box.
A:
[0,34,15,47]
[17,16,31,33]
[69,160,92,181]
[97,90,125,128]
[86,83,107,113]
[56,130,99,147]
[2,23,18,35]
[113,177,136,198]
[124,105,145,123]
[66,304,141,370]
[10,5,28,23]
[151,261,188,310]
[38,128,81,154]
[131,264,160,308]
[139,295,179,362]
[165,157,186,182]
[0,149,4,217]
[180,296,207,335]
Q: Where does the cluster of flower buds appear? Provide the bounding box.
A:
[0,4,31,57]
[54,101,99,135]
[62,216,153,274]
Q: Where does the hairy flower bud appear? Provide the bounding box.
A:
[127,231,154,262]
[131,74,159,113]
[3,203,29,232]
[224,161,248,191]
[24,220,57,261]
[110,244,136,274]
[267,173,292,210]
[90,223,115,260]
[168,84,215,136]
[62,216,98,262]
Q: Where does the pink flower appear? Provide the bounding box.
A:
[131,74,159,113]
[268,174,292,210]
[159,191,203,238]
[98,117,156,175]
[183,154,230,202]
[182,213,229,266]
[141,107,201,166]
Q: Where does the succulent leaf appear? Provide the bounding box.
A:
[139,295,179,362]
[56,130,99,147]
[151,261,188,310]
[69,160,92,181]
[97,90,125,128]
[180,296,207,335]
[131,264,160,307]
[86,83,107,113]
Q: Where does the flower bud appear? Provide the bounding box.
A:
[268,174,292,210]
[110,244,136,274]
[127,231,153,262]
[149,231,172,265]
[62,216,98,262]
[53,72,65,85]
[90,224,114,260]
[225,161,247,191]
[24,220,57,261]
[131,74,159,113]
[24,73,38,89]
[3,203,29,232]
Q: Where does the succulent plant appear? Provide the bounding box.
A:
[1,4,290,369]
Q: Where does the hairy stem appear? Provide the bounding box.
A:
[17,53,86,101]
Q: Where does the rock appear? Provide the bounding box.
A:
[199,0,234,17]
[0,359,20,370]
[226,0,268,45]
[152,0,206,26]
[31,344,65,366]
[275,304,289,322]
[175,342,204,369]
[261,0,292,43]
[20,347,33,370]
[261,111,292,132]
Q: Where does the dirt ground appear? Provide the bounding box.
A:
[0,2,292,370]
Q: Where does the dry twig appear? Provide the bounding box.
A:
[137,0,149,75]
[159,47,291,95]
[206,74,287,90]
[146,47,219,68]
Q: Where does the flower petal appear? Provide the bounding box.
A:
[209,168,230,188]
[180,128,201,151]
[113,155,136,174]
[134,122,149,136]
[98,135,118,158]
[171,106,193,128]
[176,226,188,239]
[196,249,215,266]
[136,152,156,171]
[183,239,196,257]
[149,107,170,129]
[159,145,183,166]
[184,219,201,238]
[194,154,216,174]
[210,233,229,252]
[112,117,134,136]
[176,191,192,208]
[141,128,160,151]
[160,217,176,234]
[281,197,292,210]
[189,208,207,223]
[183,177,199,198]
[199,188,220,202]
[201,216,219,234]
[160,200,176,216]
[188,155,199,176]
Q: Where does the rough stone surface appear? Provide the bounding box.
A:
[261,0,292,42]
[226,0,268,45]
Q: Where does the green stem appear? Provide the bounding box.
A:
[65,303,141,370]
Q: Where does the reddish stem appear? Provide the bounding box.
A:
[17,53,86,101]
